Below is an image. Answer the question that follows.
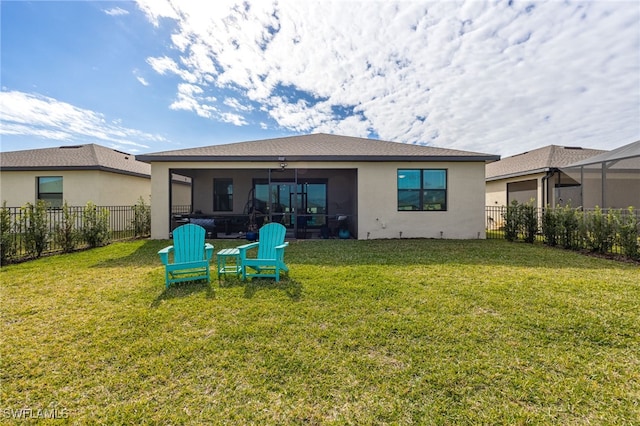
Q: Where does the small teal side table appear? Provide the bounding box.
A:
[216,248,241,279]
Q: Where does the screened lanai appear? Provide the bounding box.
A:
[560,140,640,209]
[168,166,358,239]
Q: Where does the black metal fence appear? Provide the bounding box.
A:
[486,205,640,258]
[1,204,150,263]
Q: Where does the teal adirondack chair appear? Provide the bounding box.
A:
[237,222,289,282]
[158,224,214,288]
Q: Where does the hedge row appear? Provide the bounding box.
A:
[502,201,639,260]
[0,197,151,265]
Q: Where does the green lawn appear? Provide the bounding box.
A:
[1,239,638,424]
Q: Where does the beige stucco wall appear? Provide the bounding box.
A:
[151,164,171,238]
[0,170,150,207]
[485,173,546,209]
[149,160,488,240]
[358,161,487,239]
[485,180,507,208]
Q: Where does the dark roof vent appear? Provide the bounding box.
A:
[564,146,583,150]
[60,145,83,149]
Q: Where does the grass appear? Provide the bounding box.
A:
[1,239,639,424]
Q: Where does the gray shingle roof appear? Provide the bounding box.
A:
[0,144,150,177]
[564,140,640,168]
[486,145,606,180]
[137,133,500,163]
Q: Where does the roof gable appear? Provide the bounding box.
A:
[137,133,499,162]
[486,145,607,180]
[0,144,150,177]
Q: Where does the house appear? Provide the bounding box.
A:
[559,140,640,209]
[0,144,192,209]
[137,133,500,240]
[485,145,606,209]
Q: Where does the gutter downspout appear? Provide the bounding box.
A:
[541,168,556,208]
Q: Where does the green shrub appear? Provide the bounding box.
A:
[20,200,49,258]
[503,201,521,242]
[617,207,639,259]
[53,202,80,253]
[81,202,111,248]
[131,197,151,237]
[502,200,537,243]
[501,202,638,261]
[541,205,558,246]
[0,201,16,264]
[558,205,581,249]
[521,201,538,243]
[584,207,617,254]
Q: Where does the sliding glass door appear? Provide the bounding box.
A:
[253,180,327,229]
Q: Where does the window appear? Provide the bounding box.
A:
[213,179,233,211]
[397,169,447,211]
[37,176,63,208]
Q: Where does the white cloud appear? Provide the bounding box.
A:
[220,112,247,126]
[223,97,253,112]
[133,69,150,86]
[0,91,166,150]
[136,0,640,155]
[134,0,178,27]
[167,83,248,125]
[146,56,198,84]
[104,7,129,16]
[170,83,213,118]
[146,56,179,75]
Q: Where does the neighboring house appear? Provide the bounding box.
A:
[0,144,152,207]
[560,140,640,209]
[137,133,499,240]
[485,145,606,209]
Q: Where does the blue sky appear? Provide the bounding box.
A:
[1,0,639,157]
